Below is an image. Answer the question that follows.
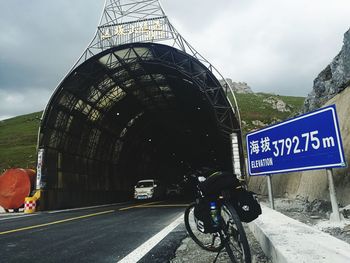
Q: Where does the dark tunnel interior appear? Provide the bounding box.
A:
[38,43,242,209]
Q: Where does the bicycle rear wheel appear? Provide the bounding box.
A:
[184,202,224,252]
[220,202,251,263]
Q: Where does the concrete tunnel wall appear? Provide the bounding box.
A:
[37,43,242,210]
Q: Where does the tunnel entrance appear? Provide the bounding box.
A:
[37,43,243,209]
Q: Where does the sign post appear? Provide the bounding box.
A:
[266,175,275,209]
[326,168,343,222]
[246,105,346,220]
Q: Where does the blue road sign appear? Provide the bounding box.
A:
[246,105,346,176]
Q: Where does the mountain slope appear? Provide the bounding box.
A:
[235,93,305,135]
[0,93,304,171]
[0,111,42,172]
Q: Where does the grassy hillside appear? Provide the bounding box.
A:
[0,111,42,172]
[234,93,305,136]
[0,93,304,171]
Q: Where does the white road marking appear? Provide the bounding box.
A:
[48,201,131,214]
[118,213,184,263]
[0,214,39,221]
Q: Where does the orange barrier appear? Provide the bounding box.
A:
[0,168,36,210]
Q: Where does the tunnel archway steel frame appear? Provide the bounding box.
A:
[37,0,245,191]
[101,44,238,135]
[64,0,241,126]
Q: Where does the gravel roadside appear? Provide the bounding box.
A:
[171,225,272,263]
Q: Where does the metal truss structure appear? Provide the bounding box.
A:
[37,0,245,209]
[74,0,241,126]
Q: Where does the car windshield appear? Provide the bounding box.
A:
[136,182,153,188]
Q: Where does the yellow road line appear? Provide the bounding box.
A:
[0,210,114,235]
[119,201,162,211]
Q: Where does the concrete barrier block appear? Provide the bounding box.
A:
[248,205,350,263]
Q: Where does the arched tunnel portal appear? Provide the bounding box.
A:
[38,43,243,210]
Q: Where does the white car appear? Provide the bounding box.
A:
[134,179,164,200]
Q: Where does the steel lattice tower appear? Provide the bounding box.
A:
[73,0,240,122]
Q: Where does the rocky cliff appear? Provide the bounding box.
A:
[221,78,253,94]
[304,28,350,112]
[263,97,291,112]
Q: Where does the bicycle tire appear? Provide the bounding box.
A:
[220,202,251,263]
[184,202,224,252]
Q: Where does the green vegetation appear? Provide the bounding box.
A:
[0,93,305,172]
[233,93,305,136]
[0,111,42,172]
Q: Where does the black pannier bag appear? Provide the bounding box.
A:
[199,171,241,196]
[230,188,262,223]
[193,197,218,233]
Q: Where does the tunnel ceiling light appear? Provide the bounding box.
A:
[197,107,201,110]
[116,112,120,116]
[148,138,152,142]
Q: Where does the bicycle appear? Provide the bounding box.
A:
[183,171,252,263]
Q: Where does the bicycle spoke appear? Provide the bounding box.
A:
[225,243,238,263]
[210,234,220,247]
[229,240,244,255]
[220,203,251,263]
[184,203,224,252]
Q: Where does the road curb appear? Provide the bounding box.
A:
[248,205,350,263]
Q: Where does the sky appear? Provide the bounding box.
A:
[0,0,349,120]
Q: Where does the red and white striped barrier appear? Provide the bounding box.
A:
[24,197,36,214]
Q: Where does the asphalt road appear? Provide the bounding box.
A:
[0,200,270,263]
[0,201,187,263]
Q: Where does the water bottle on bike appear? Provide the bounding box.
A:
[210,201,219,228]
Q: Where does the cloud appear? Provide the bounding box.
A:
[0,88,51,120]
[0,0,349,119]
[0,0,102,118]
[165,0,350,96]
